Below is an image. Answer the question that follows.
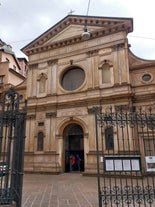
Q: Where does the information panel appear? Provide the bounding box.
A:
[145,156,155,172]
[103,156,141,172]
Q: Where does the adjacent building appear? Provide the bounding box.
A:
[0,40,27,102]
[18,15,155,174]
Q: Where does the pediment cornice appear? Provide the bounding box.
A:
[22,15,133,56]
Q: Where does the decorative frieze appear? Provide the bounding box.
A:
[57,108,86,117]
[46,112,57,118]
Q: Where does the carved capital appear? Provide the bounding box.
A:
[86,49,99,57]
[112,43,125,51]
[47,59,58,66]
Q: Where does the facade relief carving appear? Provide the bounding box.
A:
[98,48,113,56]
[57,108,87,117]
[46,112,57,118]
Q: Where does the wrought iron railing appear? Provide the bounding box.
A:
[0,88,27,207]
[94,105,155,207]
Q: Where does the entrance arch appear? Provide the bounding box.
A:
[63,123,84,172]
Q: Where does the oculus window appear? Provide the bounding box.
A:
[61,67,85,91]
[142,74,152,82]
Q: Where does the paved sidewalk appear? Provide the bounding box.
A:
[22,173,99,207]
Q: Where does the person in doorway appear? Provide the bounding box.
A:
[71,155,76,171]
[76,154,81,172]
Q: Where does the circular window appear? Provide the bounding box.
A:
[61,67,85,91]
[142,74,152,82]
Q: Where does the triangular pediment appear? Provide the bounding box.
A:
[22,15,133,55]
[45,24,103,44]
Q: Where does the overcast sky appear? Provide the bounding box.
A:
[1,0,155,60]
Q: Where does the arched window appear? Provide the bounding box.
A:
[105,127,114,150]
[37,132,44,151]
[102,63,111,84]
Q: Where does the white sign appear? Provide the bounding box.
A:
[145,156,155,172]
[131,159,140,171]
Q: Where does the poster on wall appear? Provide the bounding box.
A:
[145,156,155,172]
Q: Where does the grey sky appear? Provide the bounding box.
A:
[0,0,155,60]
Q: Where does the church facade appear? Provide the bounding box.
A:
[17,15,155,174]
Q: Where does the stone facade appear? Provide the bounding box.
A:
[17,15,155,174]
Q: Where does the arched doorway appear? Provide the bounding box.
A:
[63,123,84,172]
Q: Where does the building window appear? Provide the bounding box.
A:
[102,63,111,84]
[38,122,44,126]
[37,132,44,151]
[0,76,4,85]
[105,127,114,150]
[61,67,85,91]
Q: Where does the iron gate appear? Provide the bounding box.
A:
[94,105,155,207]
[0,88,27,207]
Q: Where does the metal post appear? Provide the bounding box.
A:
[94,107,102,207]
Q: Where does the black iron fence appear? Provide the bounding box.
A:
[94,105,155,207]
[0,88,27,207]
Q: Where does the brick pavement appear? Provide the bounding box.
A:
[22,173,98,207]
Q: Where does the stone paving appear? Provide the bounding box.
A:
[22,173,99,207]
